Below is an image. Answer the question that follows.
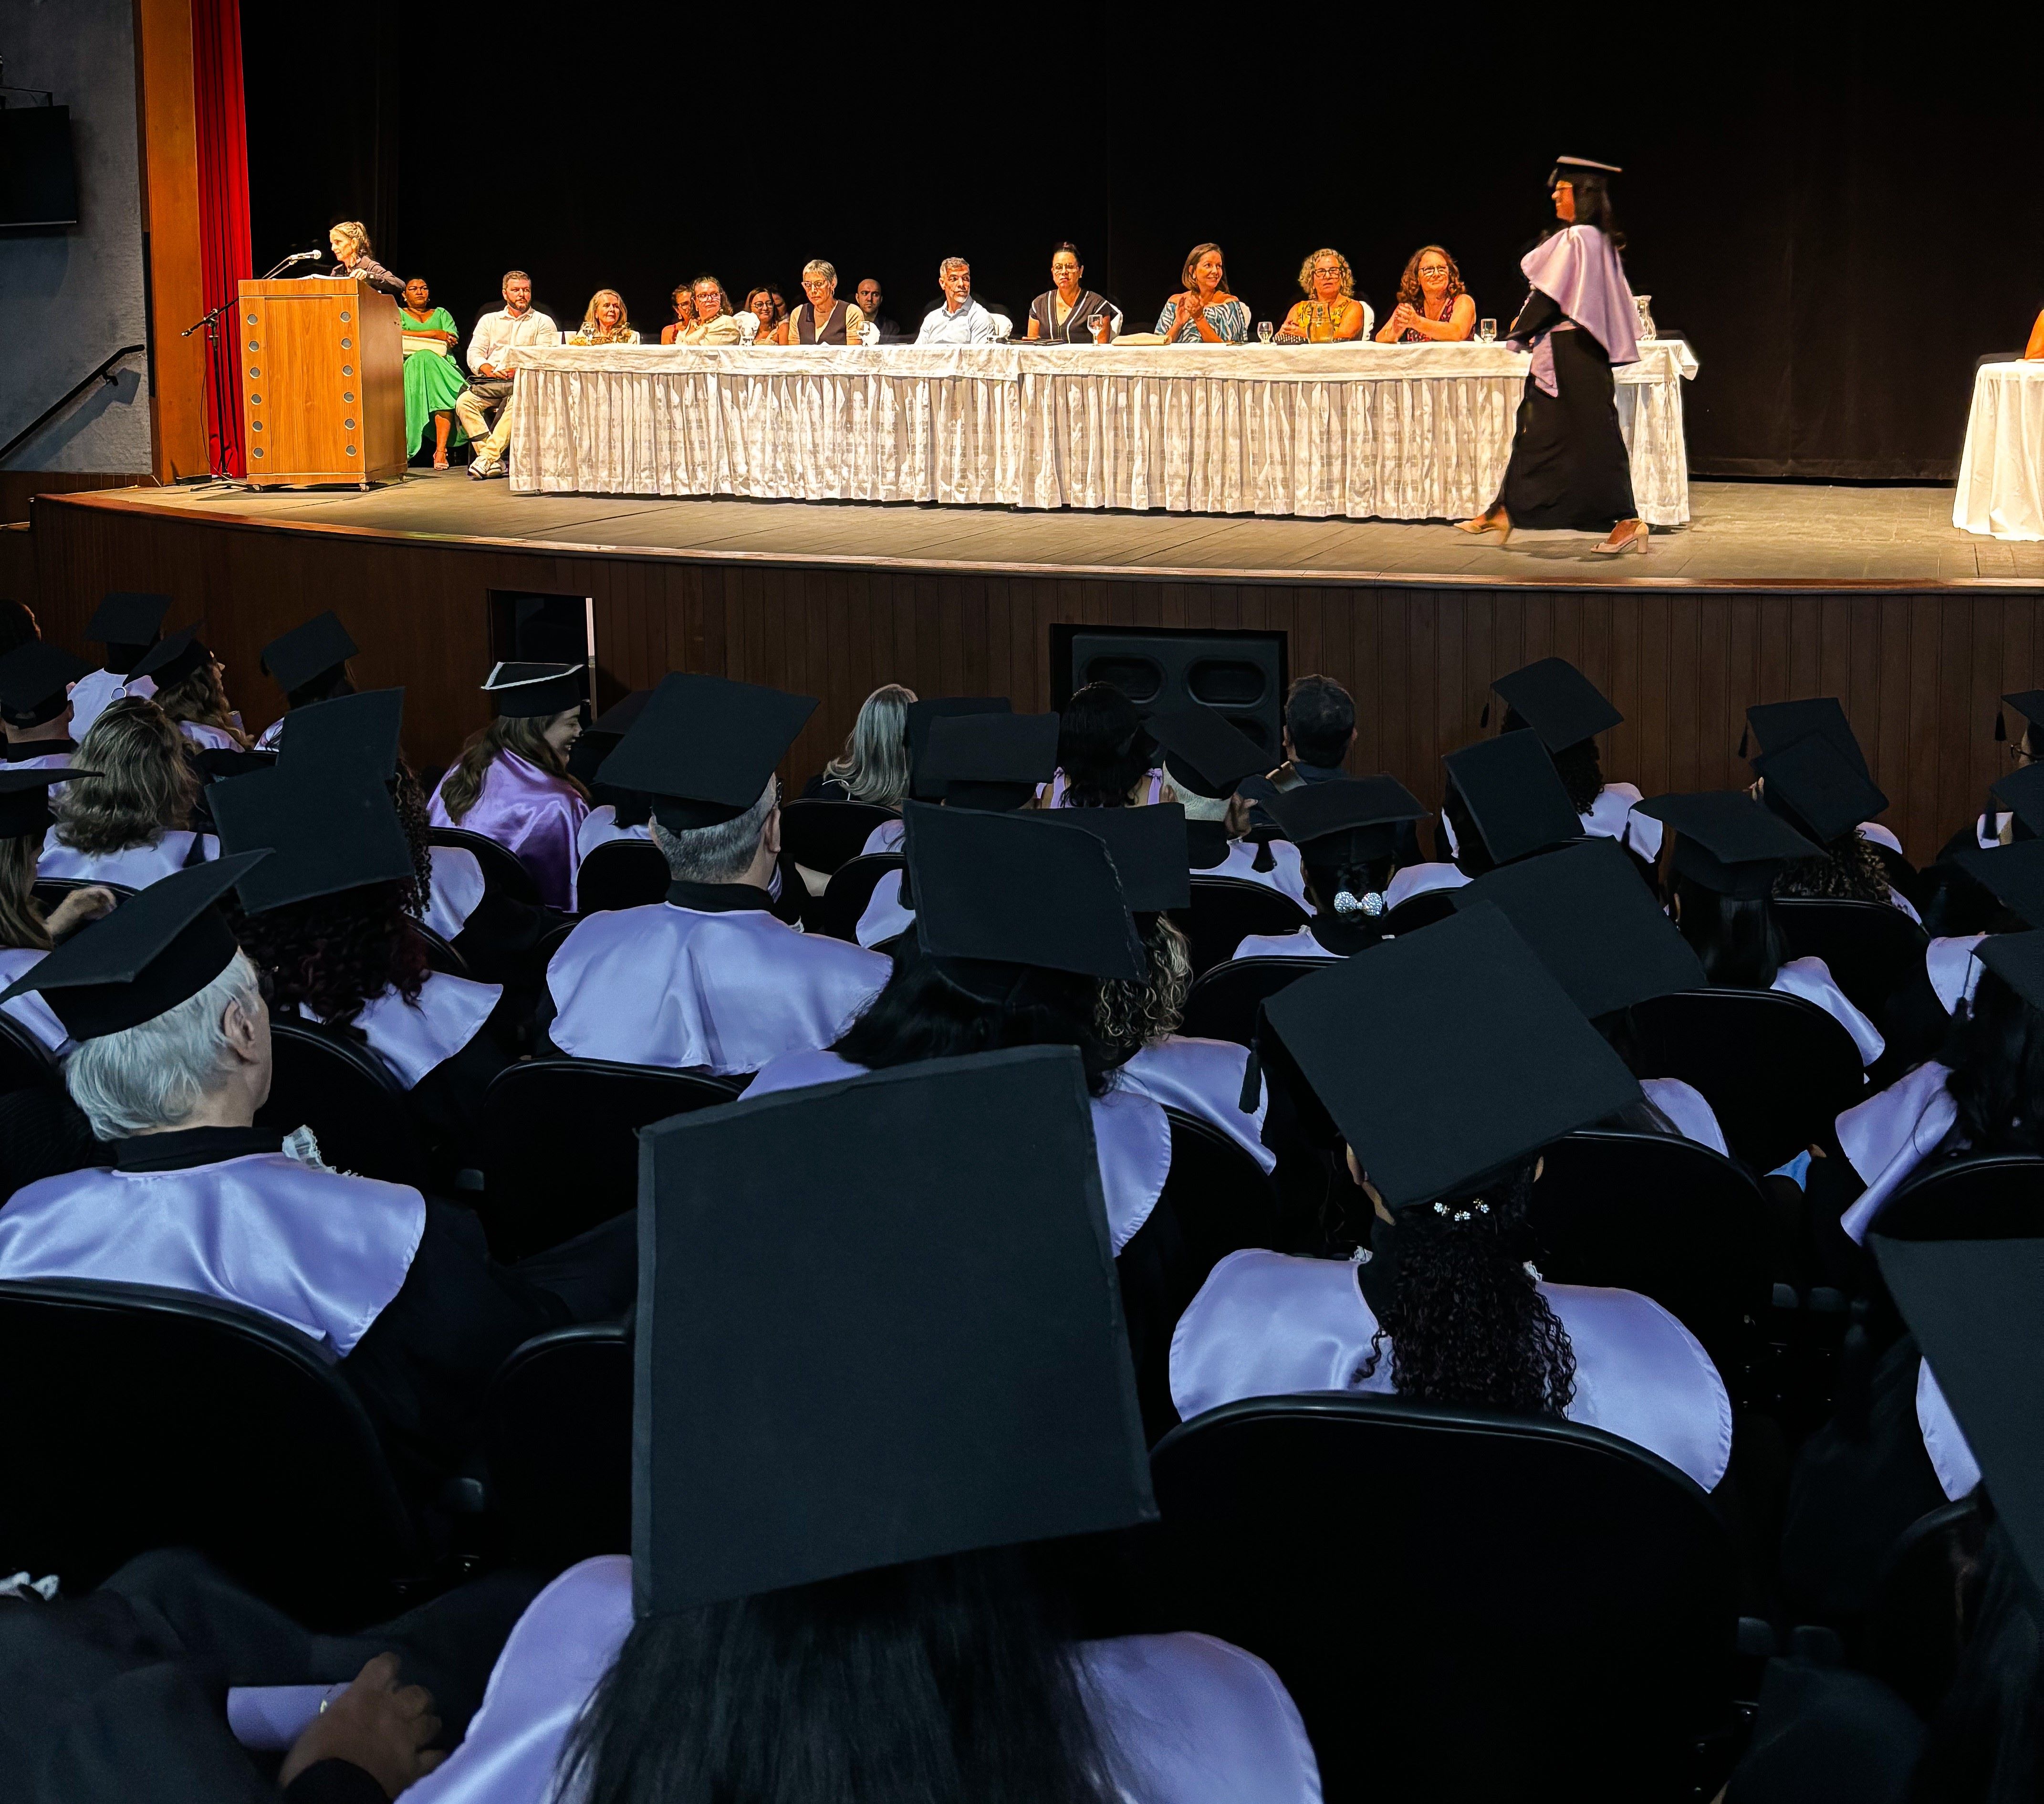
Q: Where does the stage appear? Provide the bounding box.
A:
[21,476,2044,863]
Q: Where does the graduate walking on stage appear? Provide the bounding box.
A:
[1459,157,1650,556]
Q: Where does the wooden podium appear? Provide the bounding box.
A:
[239,278,406,488]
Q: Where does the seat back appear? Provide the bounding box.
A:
[0,1008,59,1097]
[1533,1130,1773,1397]
[779,799,899,877]
[257,1019,430,1190]
[0,1277,428,1621]
[1627,987,1865,1172]
[477,1057,744,1258]
[1862,1495,1985,1718]
[426,826,541,906]
[576,838,669,914]
[1875,1153,2044,1240]
[813,853,903,944]
[485,1322,632,1564]
[1178,956,1328,1048]
[34,877,138,913]
[1116,1109,1280,1443]
[1384,889,1459,937]
[1169,877,1308,976]
[1773,898,1929,1020]
[413,921,470,978]
[1147,1395,1738,1804]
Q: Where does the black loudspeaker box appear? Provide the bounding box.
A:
[1051,625,1288,760]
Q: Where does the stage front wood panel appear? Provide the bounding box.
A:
[31,493,2044,865]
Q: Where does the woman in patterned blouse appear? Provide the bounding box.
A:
[1277,249,1372,343]
[1154,243,1249,344]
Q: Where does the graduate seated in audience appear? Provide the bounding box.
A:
[0,640,87,769]
[212,762,511,1173]
[860,695,1016,857]
[1874,843,2022,1071]
[0,858,636,1506]
[1491,655,1662,862]
[748,802,1172,1253]
[1639,790,1886,1067]
[252,610,358,751]
[1744,697,1906,860]
[429,662,589,912]
[130,626,253,755]
[570,690,656,860]
[1754,729,1919,919]
[803,680,917,802]
[395,1050,1318,1804]
[1386,727,1589,909]
[69,589,166,742]
[1230,777,1427,961]
[1147,703,1308,904]
[1171,903,1733,1491]
[0,768,114,1057]
[542,674,887,1074]
[40,697,220,888]
[1949,688,2044,857]
[1039,681,1163,808]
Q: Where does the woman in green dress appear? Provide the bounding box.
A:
[399,276,469,469]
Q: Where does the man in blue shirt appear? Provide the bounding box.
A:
[915,257,1000,344]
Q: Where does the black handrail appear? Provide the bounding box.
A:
[0,344,146,469]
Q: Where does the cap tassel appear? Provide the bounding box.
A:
[1478,702,1491,730]
[1237,1048,1263,1114]
[1736,725,1750,758]
[1997,711,2009,743]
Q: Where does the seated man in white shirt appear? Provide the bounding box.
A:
[914,256,1001,345]
[455,270,559,480]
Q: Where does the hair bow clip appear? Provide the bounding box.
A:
[1333,889,1387,918]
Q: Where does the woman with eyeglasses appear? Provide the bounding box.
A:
[1275,249,1372,343]
[1377,245,1476,343]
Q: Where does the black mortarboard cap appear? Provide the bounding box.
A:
[1870,1232,2044,1597]
[1637,791,1822,899]
[85,591,169,647]
[1953,842,2044,929]
[1441,733,1584,865]
[1975,930,2044,1014]
[1754,732,1890,844]
[906,697,1012,801]
[128,625,211,689]
[0,766,83,840]
[0,641,89,726]
[905,800,1143,990]
[1260,903,1641,1209]
[597,672,817,831]
[919,712,1058,812]
[1453,837,1704,1019]
[634,1046,1156,1616]
[481,661,585,720]
[0,851,268,1038]
[587,690,652,740]
[1550,155,1622,182]
[1998,691,2044,745]
[260,611,358,696]
[274,687,405,782]
[1992,764,2044,840]
[1742,698,1871,781]
[1146,704,1269,800]
[1264,776,1426,867]
[210,766,416,913]
[1491,657,1623,753]
[1038,803,1192,912]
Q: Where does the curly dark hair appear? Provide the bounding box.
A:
[1053,683,1155,808]
[1772,834,1892,904]
[391,762,434,915]
[1356,1161,1577,1416]
[232,880,430,1037]
[1940,968,2044,1158]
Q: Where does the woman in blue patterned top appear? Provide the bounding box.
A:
[1154,243,1250,344]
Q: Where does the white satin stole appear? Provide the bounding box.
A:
[1580,781,1664,860]
[1926,934,1987,1015]
[746,1047,1172,1252]
[546,905,888,1076]
[0,1154,426,1357]
[1114,1036,1274,1174]
[1836,1061,1957,1243]
[855,869,915,948]
[1169,1248,1733,1491]
[67,668,153,743]
[1638,1077,1730,1157]
[1772,955,1885,1066]
[254,717,284,751]
[425,844,486,941]
[1197,838,1311,907]
[0,944,71,1055]
[860,818,906,857]
[1383,862,1472,909]
[1230,927,1340,963]
[303,970,502,1090]
[575,805,653,860]
[399,1555,1324,1804]
[38,828,219,888]
[1916,1360,1981,1501]
[177,720,241,752]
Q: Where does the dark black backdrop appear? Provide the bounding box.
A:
[243,14,2042,480]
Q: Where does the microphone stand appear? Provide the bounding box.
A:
[177,252,323,485]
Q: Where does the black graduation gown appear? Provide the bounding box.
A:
[1724,1657,1924,1804]
[1495,290,1637,532]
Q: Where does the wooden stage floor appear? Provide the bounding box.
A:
[68,475,2042,591]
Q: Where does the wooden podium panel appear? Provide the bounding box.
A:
[239,279,406,488]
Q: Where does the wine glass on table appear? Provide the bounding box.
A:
[1477,318,1497,344]
[1256,321,1274,344]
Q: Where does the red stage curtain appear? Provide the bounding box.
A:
[191,0,251,479]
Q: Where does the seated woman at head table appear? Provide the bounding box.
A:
[1275,249,1373,343]
[567,290,639,346]
[1154,243,1250,344]
[398,277,467,470]
[658,283,696,345]
[743,285,787,342]
[671,276,740,345]
[1376,244,1477,343]
[1027,242,1118,343]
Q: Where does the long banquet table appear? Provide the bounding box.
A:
[507,338,1699,524]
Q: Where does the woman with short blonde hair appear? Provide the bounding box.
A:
[42,698,218,887]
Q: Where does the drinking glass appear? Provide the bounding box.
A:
[1256,321,1274,344]
[1477,318,1497,344]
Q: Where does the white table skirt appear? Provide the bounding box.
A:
[507,339,1698,524]
[1954,360,2044,541]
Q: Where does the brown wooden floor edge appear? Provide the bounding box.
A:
[35,489,2042,597]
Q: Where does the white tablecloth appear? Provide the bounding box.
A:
[507,339,1699,524]
[1954,360,2044,541]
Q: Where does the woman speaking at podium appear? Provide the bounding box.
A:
[322,220,405,296]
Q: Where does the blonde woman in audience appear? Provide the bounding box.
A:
[569,290,640,346]
[807,683,917,804]
[1277,249,1372,343]
[132,629,251,751]
[40,698,219,887]
[0,771,114,1055]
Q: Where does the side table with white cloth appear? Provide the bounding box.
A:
[1953,359,2044,541]
[507,338,1698,524]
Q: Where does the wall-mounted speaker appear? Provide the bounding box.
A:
[1051,625,1288,760]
